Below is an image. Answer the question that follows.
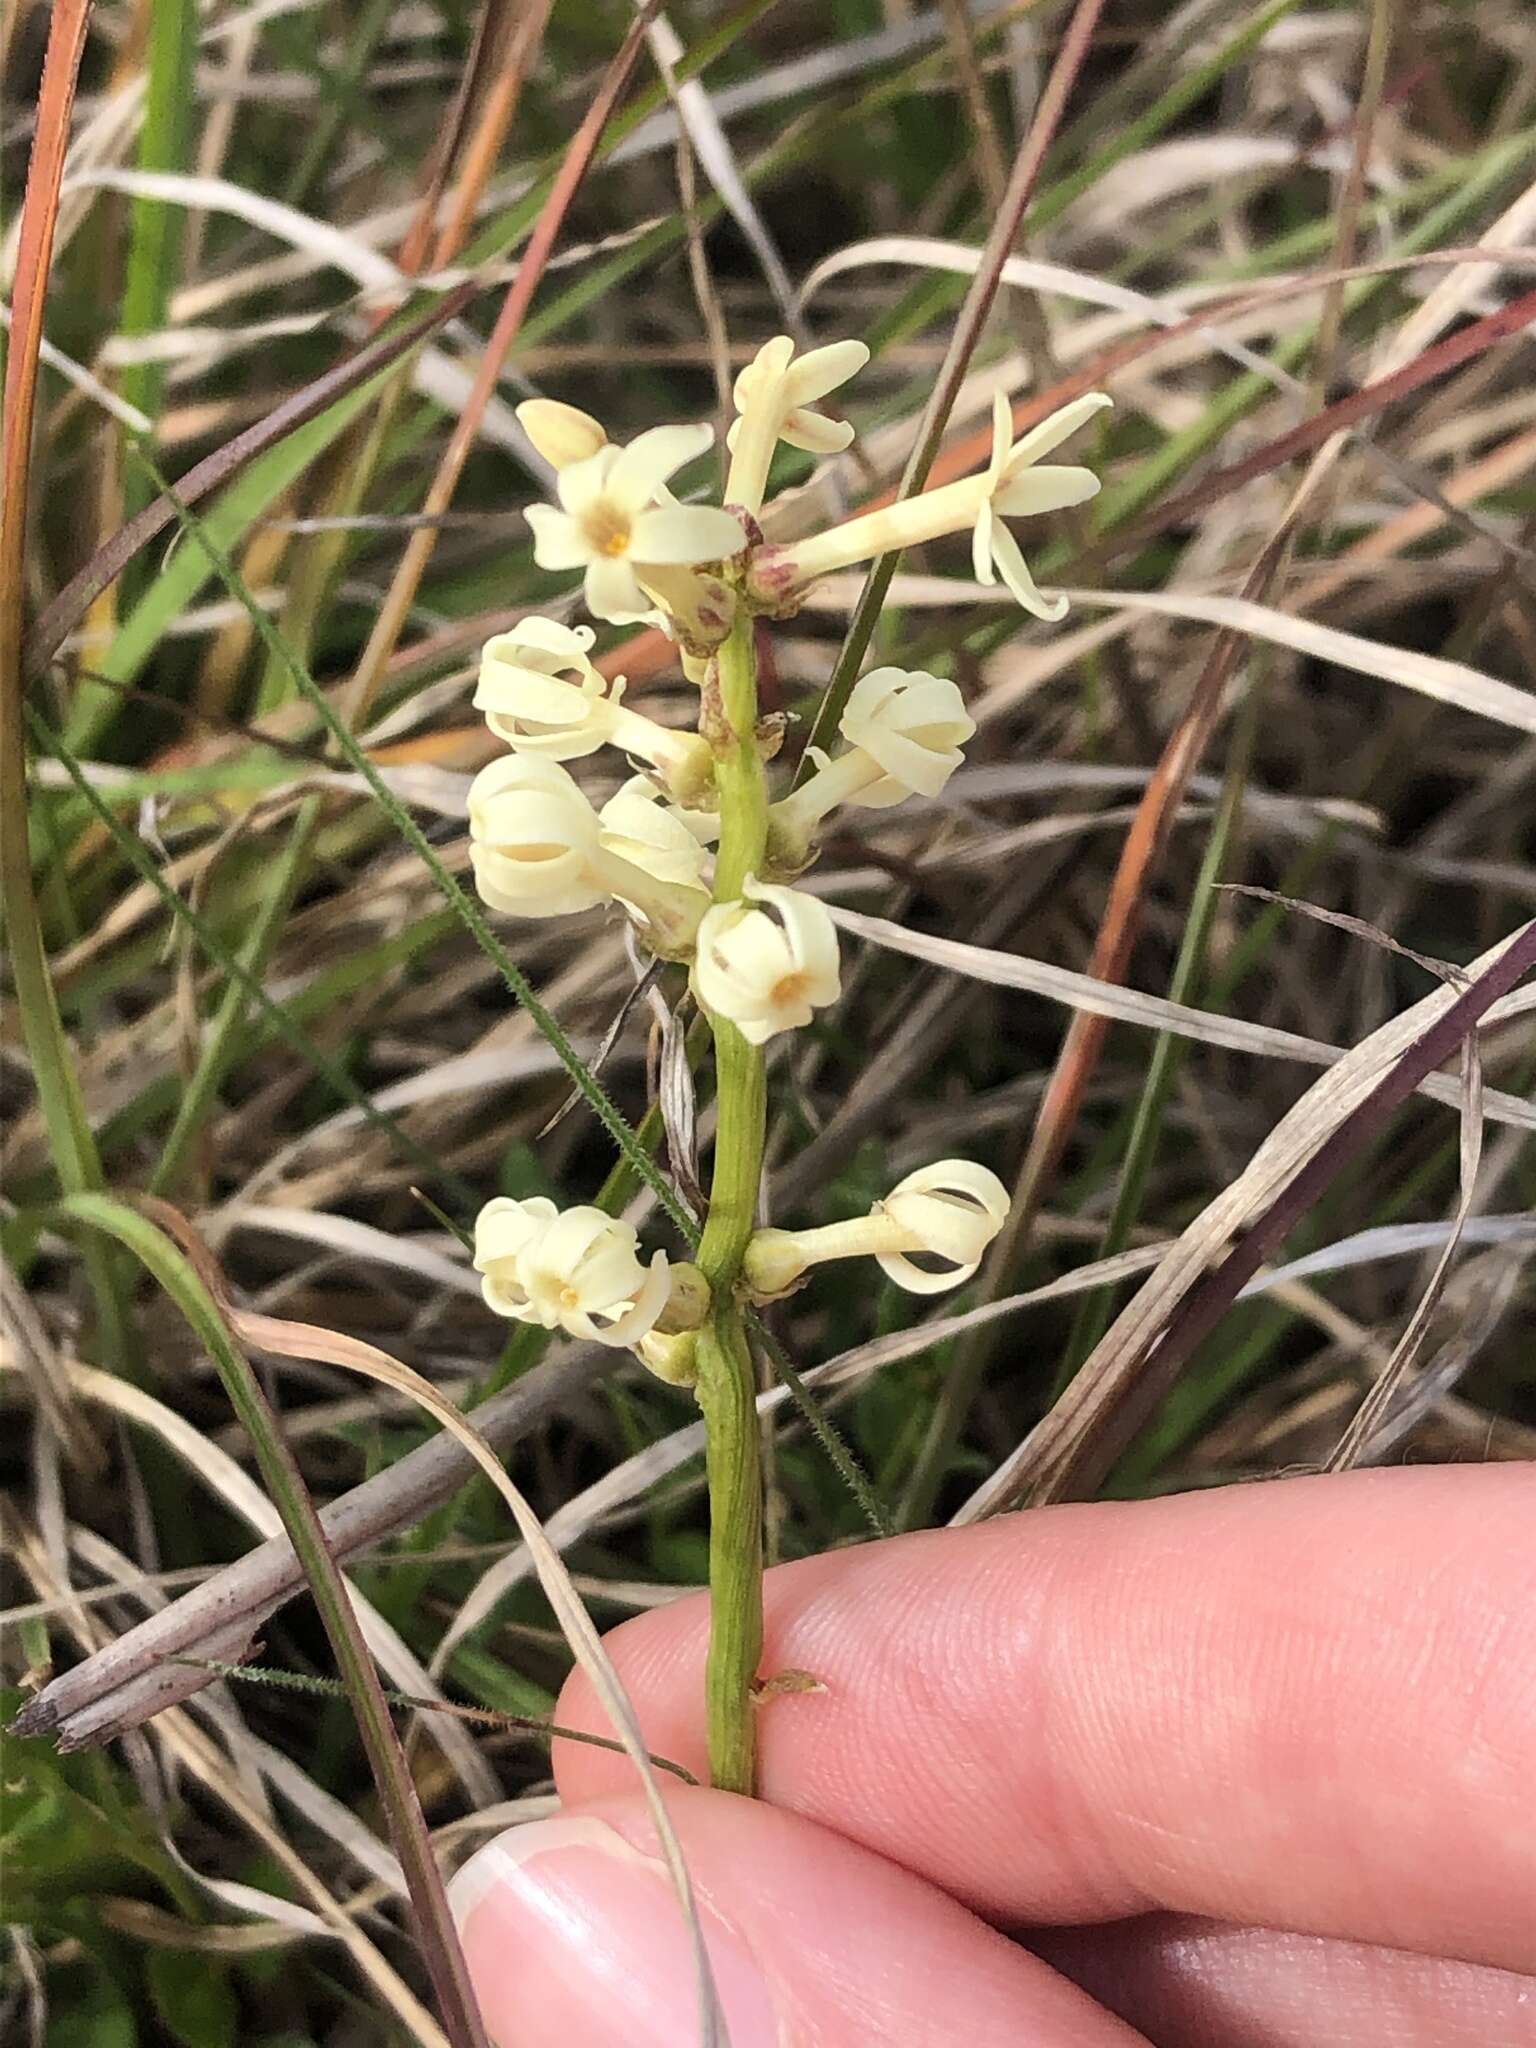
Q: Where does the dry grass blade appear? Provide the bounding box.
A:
[42,1196,493,2048]
[1324,1036,1484,1471]
[957,919,1536,1520]
[0,1340,494,1800]
[11,1347,610,1742]
[827,903,1536,1131]
[1067,587,1536,737]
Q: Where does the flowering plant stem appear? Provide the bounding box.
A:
[693,614,768,1793]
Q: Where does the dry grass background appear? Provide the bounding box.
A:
[2,1,1534,2042]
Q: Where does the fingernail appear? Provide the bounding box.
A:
[449,1816,781,2046]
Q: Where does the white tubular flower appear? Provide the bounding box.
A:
[468,754,605,918]
[840,666,974,802]
[725,335,870,514]
[691,876,840,1045]
[524,423,746,625]
[599,776,712,893]
[517,398,609,472]
[771,667,974,855]
[748,391,1110,619]
[473,1196,671,1348]
[475,617,714,800]
[468,756,708,950]
[743,1159,1009,1298]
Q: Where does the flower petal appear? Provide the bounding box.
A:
[780,410,855,455]
[1001,391,1112,474]
[986,391,1012,490]
[789,338,870,404]
[553,445,616,516]
[971,501,997,586]
[989,520,1068,622]
[994,463,1102,518]
[524,504,591,571]
[606,422,715,510]
[517,398,607,471]
[583,554,652,624]
[629,503,745,566]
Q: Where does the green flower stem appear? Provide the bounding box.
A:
[693,614,768,1794]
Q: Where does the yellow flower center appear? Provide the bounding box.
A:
[770,969,811,1009]
[581,498,633,558]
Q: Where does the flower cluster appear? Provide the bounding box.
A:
[467,340,1107,1356]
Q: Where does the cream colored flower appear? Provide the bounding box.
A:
[517,399,608,471]
[473,1196,671,1347]
[970,391,1109,619]
[743,1158,1008,1297]
[525,423,745,625]
[467,755,708,950]
[770,667,974,856]
[691,876,840,1044]
[468,754,605,918]
[725,335,870,513]
[599,776,712,893]
[475,617,714,800]
[747,391,1110,618]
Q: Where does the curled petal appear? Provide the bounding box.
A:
[744,877,841,988]
[693,879,841,1044]
[485,617,595,667]
[788,337,870,405]
[599,777,712,891]
[839,666,974,803]
[877,1159,1009,1294]
[731,334,796,412]
[779,409,856,456]
[468,756,606,916]
[971,499,997,587]
[987,519,1068,622]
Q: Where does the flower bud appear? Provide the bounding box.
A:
[691,876,841,1045]
[517,398,608,471]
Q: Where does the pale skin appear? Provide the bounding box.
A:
[452,1465,1536,2044]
